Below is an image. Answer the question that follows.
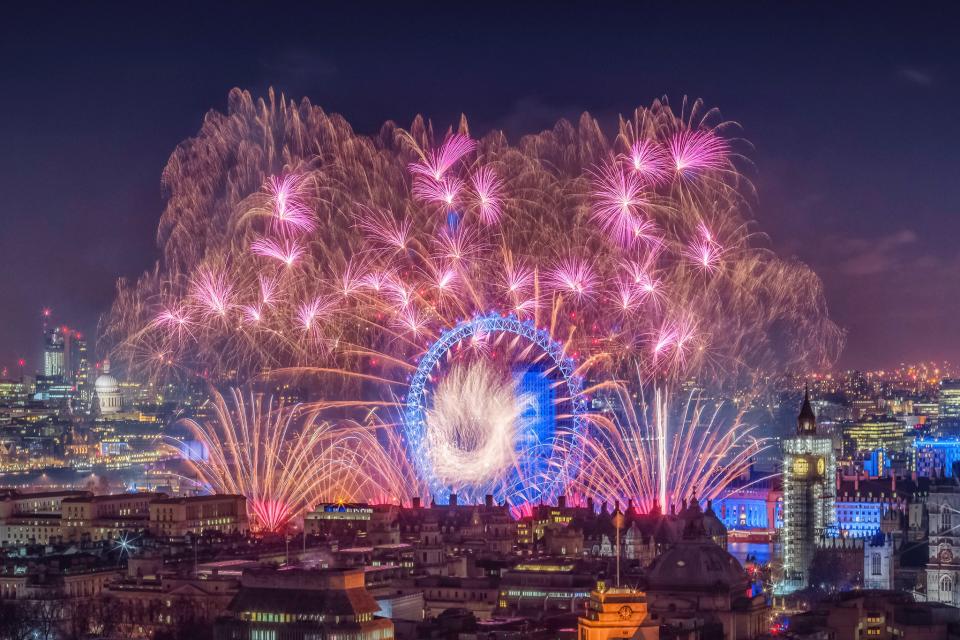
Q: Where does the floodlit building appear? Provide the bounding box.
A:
[215,567,394,640]
[916,438,960,477]
[93,358,123,415]
[148,494,248,538]
[578,585,659,640]
[843,416,912,457]
[939,379,960,434]
[779,387,836,594]
[61,492,165,542]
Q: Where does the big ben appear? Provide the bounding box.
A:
[778,386,836,594]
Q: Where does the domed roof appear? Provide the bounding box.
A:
[702,501,728,538]
[646,538,748,592]
[94,359,119,393]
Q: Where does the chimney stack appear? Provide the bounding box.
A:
[449,493,458,507]
[411,496,421,509]
[485,494,494,508]
[557,495,566,509]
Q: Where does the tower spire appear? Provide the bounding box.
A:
[797,383,816,435]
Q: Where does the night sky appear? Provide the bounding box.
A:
[2,3,958,372]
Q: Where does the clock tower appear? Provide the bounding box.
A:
[577,585,659,640]
[778,386,837,595]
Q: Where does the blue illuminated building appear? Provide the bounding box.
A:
[863,449,890,477]
[715,493,782,531]
[916,438,960,478]
[834,500,886,538]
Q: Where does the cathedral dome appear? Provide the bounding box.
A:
[93,359,122,415]
[646,534,747,592]
[94,372,118,395]
[647,502,750,592]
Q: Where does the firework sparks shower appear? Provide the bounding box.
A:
[105,89,842,512]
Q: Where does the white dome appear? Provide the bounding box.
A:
[93,359,122,415]
[94,373,119,394]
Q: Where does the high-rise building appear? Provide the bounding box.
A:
[843,416,912,456]
[779,388,836,594]
[939,379,960,434]
[73,334,90,401]
[42,327,65,379]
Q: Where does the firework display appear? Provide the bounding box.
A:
[176,387,423,531]
[104,89,842,517]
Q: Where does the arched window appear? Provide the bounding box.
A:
[941,575,953,594]
[871,553,882,576]
[944,509,952,532]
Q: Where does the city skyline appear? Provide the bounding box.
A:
[3,8,960,639]
[3,4,960,370]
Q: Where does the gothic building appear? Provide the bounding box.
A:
[779,387,837,594]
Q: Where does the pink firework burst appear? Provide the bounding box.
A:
[622,261,665,306]
[191,269,233,319]
[408,134,477,181]
[152,305,193,340]
[337,260,368,298]
[590,163,655,247]
[250,237,304,267]
[297,296,336,332]
[428,262,458,296]
[267,175,315,233]
[360,270,393,294]
[651,318,696,369]
[625,140,670,185]
[612,279,640,315]
[384,278,416,309]
[684,223,724,273]
[250,499,293,534]
[392,306,428,337]
[258,274,279,307]
[669,129,729,177]
[435,224,483,263]
[240,304,264,325]
[470,166,504,225]
[357,208,411,251]
[501,262,534,296]
[412,174,464,207]
[547,257,598,301]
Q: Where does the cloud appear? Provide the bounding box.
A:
[895,65,934,87]
[824,229,918,277]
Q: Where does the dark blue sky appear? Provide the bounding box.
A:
[2,3,958,371]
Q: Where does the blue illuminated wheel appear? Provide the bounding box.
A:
[404,312,586,505]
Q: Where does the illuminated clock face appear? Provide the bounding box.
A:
[817,457,825,476]
[618,605,633,620]
[793,457,809,477]
[941,548,954,563]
